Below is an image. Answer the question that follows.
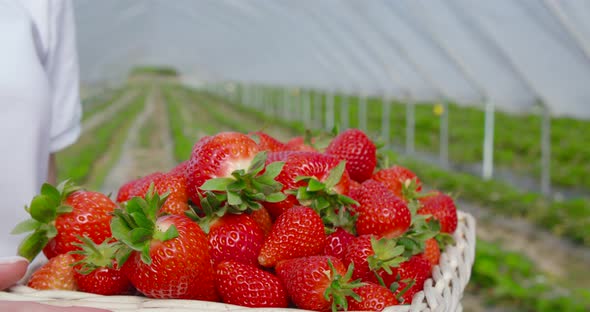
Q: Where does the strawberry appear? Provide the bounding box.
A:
[326,128,377,183]
[353,180,411,238]
[204,213,264,267]
[324,228,355,261]
[264,151,353,220]
[117,172,189,215]
[250,207,273,236]
[275,255,364,311]
[249,131,287,152]
[111,187,217,300]
[187,133,286,214]
[116,172,165,203]
[70,236,132,295]
[347,283,398,311]
[186,132,259,205]
[169,160,189,179]
[215,260,288,308]
[421,238,440,266]
[418,192,458,233]
[372,165,422,201]
[285,136,316,151]
[13,181,116,261]
[266,151,295,163]
[373,255,432,304]
[258,206,326,267]
[27,253,77,290]
[344,235,377,281]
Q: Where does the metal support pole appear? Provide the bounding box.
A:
[341,94,349,130]
[381,96,391,147]
[541,105,551,195]
[406,101,415,155]
[314,91,323,128]
[440,101,449,168]
[282,89,289,120]
[303,90,311,128]
[326,92,335,130]
[482,99,495,180]
[359,95,368,132]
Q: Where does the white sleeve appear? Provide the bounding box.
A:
[47,0,81,153]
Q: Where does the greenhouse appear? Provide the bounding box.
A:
[1,1,589,311]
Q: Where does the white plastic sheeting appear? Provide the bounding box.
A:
[73,0,590,119]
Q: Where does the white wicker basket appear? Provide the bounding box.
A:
[0,211,476,312]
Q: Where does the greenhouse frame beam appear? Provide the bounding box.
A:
[454,3,553,193]
[543,0,590,62]
[413,1,492,169]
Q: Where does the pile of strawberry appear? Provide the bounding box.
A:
[13,129,458,312]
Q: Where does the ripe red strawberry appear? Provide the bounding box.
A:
[418,192,458,233]
[344,235,377,280]
[258,206,326,267]
[71,236,132,295]
[372,255,432,304]
[285,136,316,151]
[169,160,189,179]
[28,253,77,290]
[264,151,351,219]
[116,172,165,203]
[215,260,288,308]
[372,165,422,201]
[324,228,355,261]
[112,189,217,300]
[421,238,441,266]
[250,207,273,236]
[117,172,189,215]
[13,181,116,261]
[275,255,363,311]
[205,213,264,267]
[186,132,259,205]
[353,180,411,238]
[266,151,295,163]
[249,131,287,152]
[347,283,398,311]
[326,129,376,183]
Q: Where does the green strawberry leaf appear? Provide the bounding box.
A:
[307,179,326,192]
[247,151,267,175]
[11,219,41,235]
[265,192,286,203]
[40,183,61,206]
[29,195,57,223]
[17,230,49,262]
[323,161,346,189]
[55,204,73,214]
[200,177,235,192]
[264,161,285,179]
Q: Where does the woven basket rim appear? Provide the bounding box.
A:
[1,211,476,312]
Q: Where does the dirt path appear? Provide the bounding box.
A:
[82,89,139,133]
[100,87,176,195]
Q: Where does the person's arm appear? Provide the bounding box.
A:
[47,0,82,162]
[47,154,57,185]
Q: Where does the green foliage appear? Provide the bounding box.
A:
[129,66,179,78]
[56,91,147,186]
[471,240,590,312]
[81,87,127,121]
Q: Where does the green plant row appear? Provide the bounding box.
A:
[180,87,590,311]
[235,86,590,192]
[56,91,146,186]
[471,239,590,312]
[381,150,590,247]
[81,87,128,122]
[208,88,590,246]
[162,88,199,162]
[86,93,148,190]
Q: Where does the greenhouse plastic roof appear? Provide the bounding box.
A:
[73,0,590,118]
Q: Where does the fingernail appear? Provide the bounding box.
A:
[0,256,29,264]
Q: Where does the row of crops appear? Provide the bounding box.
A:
[56,82,589,312]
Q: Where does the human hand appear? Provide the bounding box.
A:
[0,256,110,312]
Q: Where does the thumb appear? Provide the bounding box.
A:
[0,256,29,290]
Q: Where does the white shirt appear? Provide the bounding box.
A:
[0,0,81,257]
